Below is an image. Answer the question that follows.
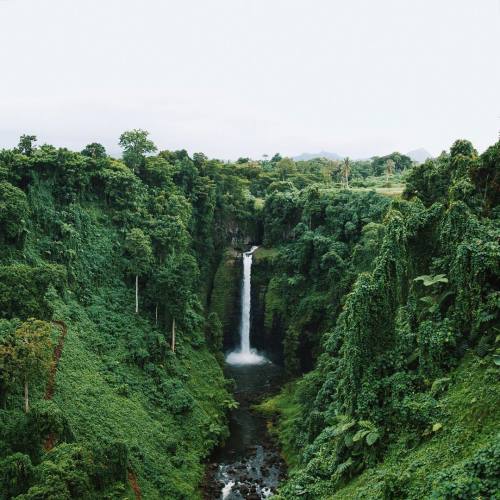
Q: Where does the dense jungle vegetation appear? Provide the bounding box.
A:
[0,132,498,499]
[256,139,500,499]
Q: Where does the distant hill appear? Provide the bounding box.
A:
[293,151,343,161]
[406,148,432,163]
[293,149,432,163]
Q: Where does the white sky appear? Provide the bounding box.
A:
[0,0,499,159]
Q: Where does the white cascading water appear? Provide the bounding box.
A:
[226,246,266,365]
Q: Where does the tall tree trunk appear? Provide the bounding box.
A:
[171,319,176,353]
[24,378,29,413]
[135,274,139,314]
[155,305,158,326]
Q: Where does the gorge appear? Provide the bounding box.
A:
[0,136,498,499]
[207,246,285,499]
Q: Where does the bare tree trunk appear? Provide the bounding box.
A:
[24,378,29,413]
[155,305,158,326]
[171,319,176,353]
[135,275,139,314]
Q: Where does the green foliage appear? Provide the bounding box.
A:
[17,135,37,156]
[0,452,34,499]
[0,264,66,320]
[0,181,29,242]
[431,437,500,499]
[265,139,500,498]
[124,228,153,277]
[27,400,74,448]
[0,132,497,498]
[118,129,157,173]
[80,142,106,159]
[372,152,413,175]
[98,159,144,210]
[161,379,194,415]
[470,141,500,215]
[414,273,448,287]
[0,319,53,412]
[0,135,247,497]
[205,311,223,358]
[208,249,240,343]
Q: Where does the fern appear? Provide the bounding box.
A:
[414,274,448,287]
[335,458,353,477]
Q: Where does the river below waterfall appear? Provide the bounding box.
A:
[203,360,286,499]
[203,246,286,499]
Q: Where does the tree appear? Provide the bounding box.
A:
[17,135,37,156]
[0,319,53,412]
[81,142,107,159]
[385,158,395,183]
[124,228,153,313]
[341,157,351,189]
[139,156,175,188]
[0,263,66,320]
[118,129,157,173]
[150,215,189,263]
[471,141,500,213]
[206,312,223,354]
[276,158,297,180]
[372,152,412,175]
[192,152,208,170]
[0,181,29,242]
[99,160,144,210]
[351,222,385,272]
[450,139,476,158]
[236,157,251,164]
[0,453,34,498]
[155,254,199,353]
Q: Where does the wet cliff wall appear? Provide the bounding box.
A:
[209,248,242,352]
[250,247,285,364]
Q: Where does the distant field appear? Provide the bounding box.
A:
[374,184,405,196]
[351,184,405,197]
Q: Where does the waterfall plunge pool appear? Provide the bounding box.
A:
[226,246,267,367]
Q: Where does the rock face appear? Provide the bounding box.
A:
[209,248,242,352]
[249,248,285,364]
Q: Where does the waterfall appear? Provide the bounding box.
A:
[239,246,256,353]
[226,246,266,365]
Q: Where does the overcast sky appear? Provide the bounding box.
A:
[0,0,498,159]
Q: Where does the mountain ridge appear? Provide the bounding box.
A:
[406,147,432,162]
[293,148,432,162]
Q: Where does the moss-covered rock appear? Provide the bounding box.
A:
[209,248,242,351]
[250,247,286,362]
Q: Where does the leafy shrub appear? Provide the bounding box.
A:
[160,379,194,415]
[431,437,500,499]
[0,452,34,499]
[27,400,73,449]
[0,264,66,320]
